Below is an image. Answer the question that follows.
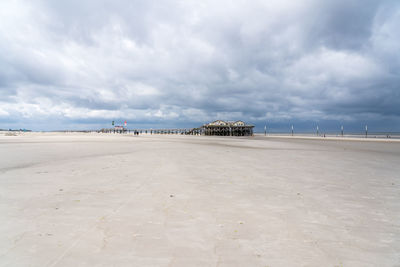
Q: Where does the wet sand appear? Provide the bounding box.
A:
[0,133,399,266]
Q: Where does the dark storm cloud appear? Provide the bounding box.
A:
[0,0,399,131]
[302,0,381,50]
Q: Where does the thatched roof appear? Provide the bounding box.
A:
[203,120,253,127]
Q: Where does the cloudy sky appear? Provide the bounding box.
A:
[0,0,399,132]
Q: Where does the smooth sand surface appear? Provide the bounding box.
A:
[0,133,399,266]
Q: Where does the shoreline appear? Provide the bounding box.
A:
[253,133,400,142]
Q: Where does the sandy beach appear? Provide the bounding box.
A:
[0,133,399,266]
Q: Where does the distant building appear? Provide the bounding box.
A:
[201,120,254,136]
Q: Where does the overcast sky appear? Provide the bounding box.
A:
[0,0,399,132]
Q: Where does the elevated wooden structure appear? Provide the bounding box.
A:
[100,120,254,136]
[201,120,254,136]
